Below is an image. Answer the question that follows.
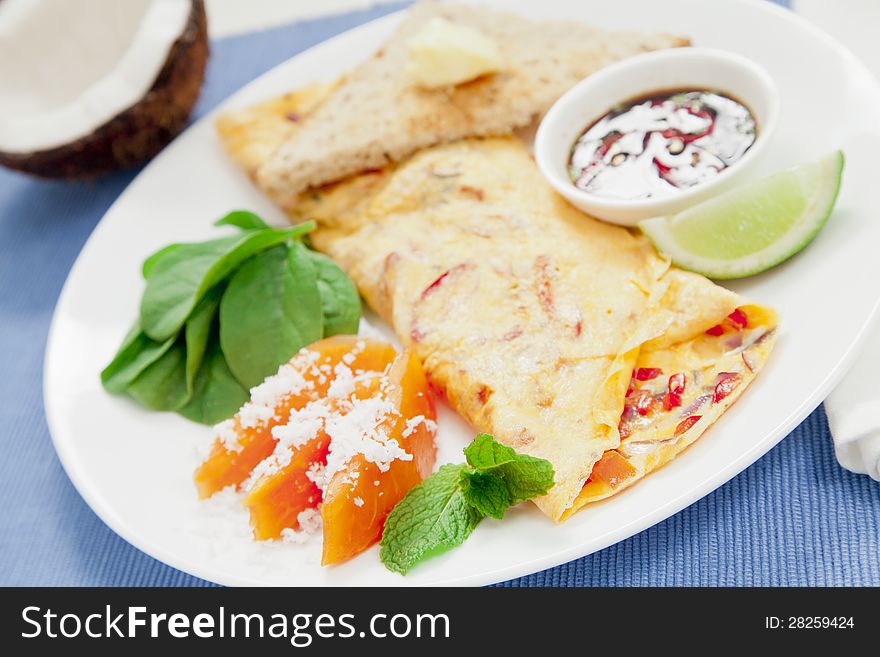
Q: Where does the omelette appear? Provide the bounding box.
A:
[268,138,775,521]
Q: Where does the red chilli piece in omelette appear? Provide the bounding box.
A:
[705,307,750,336]
[633,389,659,416]
[533,254,584,337]
[664,372,687,410]
[420,263,470,300]
[727,308,748,329]
[634,367,663,381]
[411,263,471,343]
[674,415,702,437]
[712,372,743,404]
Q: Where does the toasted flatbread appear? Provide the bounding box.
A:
[216,82,337,178]
[252,0,688,209]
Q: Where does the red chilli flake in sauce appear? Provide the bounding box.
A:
[568,89,757,200]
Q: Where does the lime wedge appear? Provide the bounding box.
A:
[639,151,844,279]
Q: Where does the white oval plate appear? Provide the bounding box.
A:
[45,0,880,586]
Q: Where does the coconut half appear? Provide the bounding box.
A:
[0,0,208,178]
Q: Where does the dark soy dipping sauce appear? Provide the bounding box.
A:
[568,89,757,200]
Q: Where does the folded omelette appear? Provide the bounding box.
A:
[216,5,776,521]
[269,138,775,521]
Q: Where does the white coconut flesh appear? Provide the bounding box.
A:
[0,0,191,154]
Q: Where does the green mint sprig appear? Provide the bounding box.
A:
[379,434,554,575]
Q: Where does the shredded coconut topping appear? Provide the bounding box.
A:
[238,403,275,429]
[245,400,328,489]
[271,400,326,448]
[247,371,412,493]
[305,461,326,486]
[318,395,410,488]
[212,419,240,452]
[280,507,323,544]
[238,349,318,429]
[402,415,438,438]
[402,415,424,437]
[327,363,357,399]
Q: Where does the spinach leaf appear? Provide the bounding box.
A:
[140,221,314,341]
[220,243,323,389]
[142,243,185,279]
[184,286,222,394]
[143,212,270,279]
[141,235,243,339]
[127,340,191,411]
[100,321,175,394]
[177,337,248,425]
[307,250,361,336]
[214,210,270,231]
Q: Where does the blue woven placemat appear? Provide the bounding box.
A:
[1,0,877,587]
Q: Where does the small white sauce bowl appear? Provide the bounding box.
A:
[535,47,780,226]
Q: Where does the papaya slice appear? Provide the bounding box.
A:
[243,376,382,540]
[588,450,638,489]
[577,450,638,501]
[321,350,437,566]
[244,433,330,540]
[194,335,396,498]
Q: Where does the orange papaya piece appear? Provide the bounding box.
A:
[588,450,638,490]
[321,350,437,565]
[194,336,396,498]
[243,375,383,540]
[243,433,330,540]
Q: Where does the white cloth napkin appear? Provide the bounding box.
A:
[825,320,880,481]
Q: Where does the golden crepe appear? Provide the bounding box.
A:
[279,138,776,521]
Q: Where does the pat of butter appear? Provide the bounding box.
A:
[406,18,502,89]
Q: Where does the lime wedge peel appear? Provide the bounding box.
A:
[639,151,844,279]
